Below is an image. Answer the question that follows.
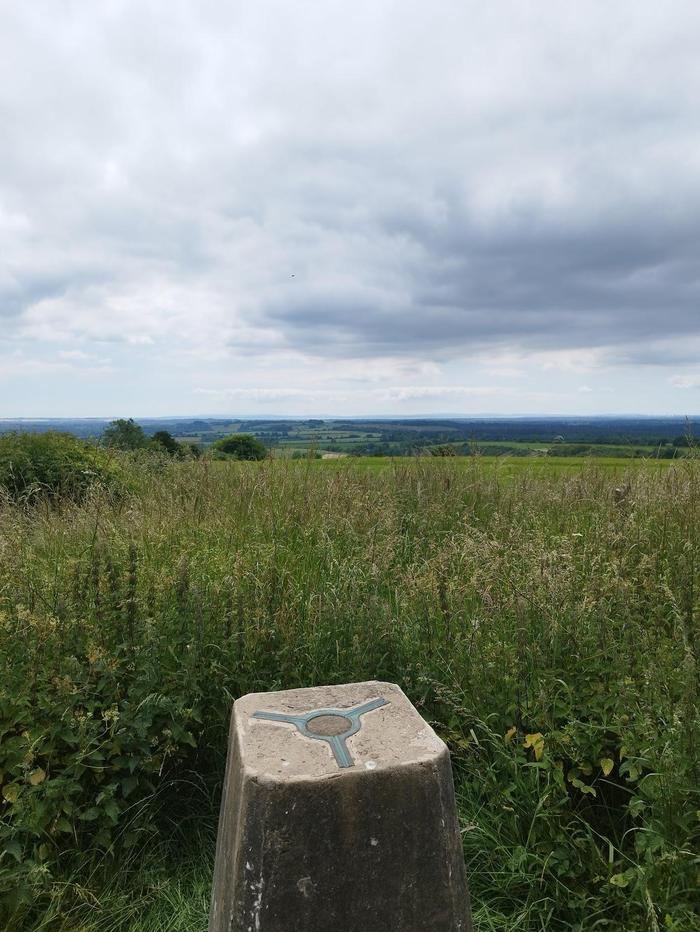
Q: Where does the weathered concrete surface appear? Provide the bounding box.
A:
[209,680,471,932]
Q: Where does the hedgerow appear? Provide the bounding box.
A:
[0,432,123,503]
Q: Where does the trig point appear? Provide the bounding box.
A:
[209,680,471,931]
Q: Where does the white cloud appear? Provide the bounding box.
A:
[671,374,700,389]
[196,387,324,401]
[195,384,549,405]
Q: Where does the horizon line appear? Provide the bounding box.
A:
[0,413,698,421]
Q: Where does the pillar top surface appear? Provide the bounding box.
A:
[234,680,446,782]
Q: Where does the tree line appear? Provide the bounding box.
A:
[101,418,266,460]
[0,422,268,504]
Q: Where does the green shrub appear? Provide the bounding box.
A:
[429,444,457,456]
[212,433,266,460]
[0,432,123,503]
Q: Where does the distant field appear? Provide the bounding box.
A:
[297,454,678,471]
[2,416,695,461]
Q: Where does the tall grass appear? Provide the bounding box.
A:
[1,457,698,930]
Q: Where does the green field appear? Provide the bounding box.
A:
[300,454,678,473]
[1,457,698,930]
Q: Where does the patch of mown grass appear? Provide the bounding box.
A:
[1,457,698,930]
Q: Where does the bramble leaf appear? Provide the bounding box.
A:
[4,840,22,862]
[2,784,20,803]
[523,733,545,761]
[571,777,597,797]
[600,758,614,777]
[609,873,629,887]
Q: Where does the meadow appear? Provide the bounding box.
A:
[1,456,698,930]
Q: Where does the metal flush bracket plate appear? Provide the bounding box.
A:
[252,696,388,768]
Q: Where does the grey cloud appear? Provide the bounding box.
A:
[2,0,700,381]
[259,202,700,359]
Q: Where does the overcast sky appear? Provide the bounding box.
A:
[1,1,699,417]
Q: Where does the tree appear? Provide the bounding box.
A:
[151,430,180,456]
[213,433,267,460]
[102,418,148,450]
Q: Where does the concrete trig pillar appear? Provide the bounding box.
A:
[209,680,471,931]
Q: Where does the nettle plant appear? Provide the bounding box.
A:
[0,562,206,911]
[430,660,699,928]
